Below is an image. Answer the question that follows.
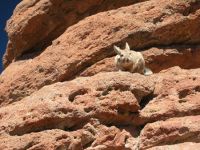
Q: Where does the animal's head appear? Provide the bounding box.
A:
[114,43,133,67]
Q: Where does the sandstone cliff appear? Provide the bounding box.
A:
[1,0,200,149]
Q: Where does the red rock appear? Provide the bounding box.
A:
[86,123,137,150]
[80,57,117,77]
[3,0,139,67]
[1,0,200,106]
[0,122,95,150]
[148,142,200,150]
[1,68,200,149]
[137,67,200,125]
[80,46,200,76]
[139,115,200,149]
[1,0,200,149]
[0,72,153,136]
[0,119,138,150]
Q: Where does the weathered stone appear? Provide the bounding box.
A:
[0,72,153,136]
[139,115,200,149]
[0,121,96,150]
[80,46,200,76]
[86,123,138,150]
[0,119,138,150]
[137,67,200,125]
[0,127,95,150]
[148,142,200,150]
[1,0,200,149]
[3,0,140,67]
[1,0,200,106]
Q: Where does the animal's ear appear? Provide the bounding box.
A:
[125,42,130,51]
[113,45,122,54]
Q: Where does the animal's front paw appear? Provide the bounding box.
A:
[144,67,153,76]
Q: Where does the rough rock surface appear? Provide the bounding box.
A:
[3,0,140,67]
[148,142,200,150]
[80,46,200,76]
[1,0,200,106]
[1,0,200,149]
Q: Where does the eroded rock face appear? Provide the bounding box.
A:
[3,0,139,67]
[0,72,154,136]
[139,115,200,149]
[1,0,200,149]
[0,126,95,150]
[80,46,200,76]
[1,0,200,106]
[148,142,200,150]
[1,68,200,149]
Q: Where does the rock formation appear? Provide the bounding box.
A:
[1,0,200,149]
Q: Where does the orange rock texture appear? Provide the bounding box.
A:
[1,0,200,149]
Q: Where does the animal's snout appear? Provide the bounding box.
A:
[126,58,130,62]
[123,58,130,63]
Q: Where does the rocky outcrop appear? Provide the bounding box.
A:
[0,72,152,135]
[3,0,139,67]
[1,0,200,149]
[80,45,200,76]
[148,142,200,150]
[0,119,137,150]
[1,0,200,106]
[1,68,200,149]
[140,115,200,149]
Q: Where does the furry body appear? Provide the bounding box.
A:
[114,43,152,75]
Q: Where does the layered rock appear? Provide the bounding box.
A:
[3,0,140,67]
[1,0,200,106]
[80,45,200,76]
[0,126,95,150]
[148,142,200,150]
[0,120,137,150]
[1,68,200,149]
[0,72,153,136]
[1,0,200,149]
[140,115,200,149]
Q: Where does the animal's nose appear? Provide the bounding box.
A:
[126,59,129,62]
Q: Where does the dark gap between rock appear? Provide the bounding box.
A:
[140,92,156,109]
